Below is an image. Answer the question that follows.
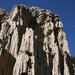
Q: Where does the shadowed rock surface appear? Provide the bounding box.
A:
[0,4,75,75]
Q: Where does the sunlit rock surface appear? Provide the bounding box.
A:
[0,4,75,75]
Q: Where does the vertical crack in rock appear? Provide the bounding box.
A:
[0,4,74,75]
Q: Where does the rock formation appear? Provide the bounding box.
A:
[0,4,75,75]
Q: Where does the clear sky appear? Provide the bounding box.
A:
[0,0,75,56]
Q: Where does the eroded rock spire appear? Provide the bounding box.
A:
[0,4,74,75]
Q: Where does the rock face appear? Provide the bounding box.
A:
[0,4,75,75]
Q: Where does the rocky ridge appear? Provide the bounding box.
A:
[0,4,75,75]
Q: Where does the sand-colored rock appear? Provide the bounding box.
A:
[0,4,74,75]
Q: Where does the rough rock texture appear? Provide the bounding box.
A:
[0,4,75,75]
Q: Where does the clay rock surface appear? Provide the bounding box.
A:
[0,4,74,75]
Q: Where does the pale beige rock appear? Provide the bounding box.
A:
[0,4,74,75]
[13,53,29,75]
[58,29,70,55]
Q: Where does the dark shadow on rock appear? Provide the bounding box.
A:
[34,23,54,75]
[66,52,74,75]
[34,39,47,75]
[59,50,64,75]
[17,8,36,54]
[20,73,27,75]
[0,49,16,75]
[34,24,47,75]
[47,53,54,75]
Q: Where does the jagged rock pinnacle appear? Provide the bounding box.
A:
[0,4,75,75]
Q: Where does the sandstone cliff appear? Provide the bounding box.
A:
[0,4,75,75]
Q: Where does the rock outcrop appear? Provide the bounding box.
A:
[0,4,75,75]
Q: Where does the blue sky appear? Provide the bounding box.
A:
[0,0,75,56]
